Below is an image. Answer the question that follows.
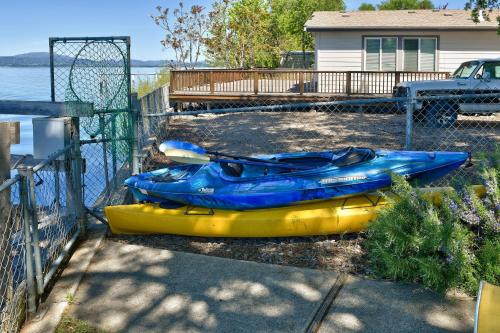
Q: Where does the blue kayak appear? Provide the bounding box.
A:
[125,148,468,210]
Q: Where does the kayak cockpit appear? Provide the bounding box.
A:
[149,164,202,183]
[219,148,376,178]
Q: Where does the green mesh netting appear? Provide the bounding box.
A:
[51,38,131,160]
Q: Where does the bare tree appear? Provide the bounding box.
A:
[152,1,210,69]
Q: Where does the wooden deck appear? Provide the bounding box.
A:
[169,70,450,102]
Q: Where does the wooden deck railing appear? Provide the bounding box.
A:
[169,70,450,96]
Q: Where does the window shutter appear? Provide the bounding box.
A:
[381,38,397,71]
[403,39,419,71]
[420,39,436,71]
[366,39,380,71]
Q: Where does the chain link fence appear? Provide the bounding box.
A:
[137,90,499,184]
[0,177,26,333]
[0,142,86,331]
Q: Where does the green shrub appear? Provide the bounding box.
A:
[366,145,499,295]
[476,239,500,285]
[366,175,476,293]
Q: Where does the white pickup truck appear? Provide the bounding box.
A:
[393,59,500,127]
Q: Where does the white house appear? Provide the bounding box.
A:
[304,10,500,93]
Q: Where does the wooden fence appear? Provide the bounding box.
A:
[169,70,450,96]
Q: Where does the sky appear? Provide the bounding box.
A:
[0,0,468,61]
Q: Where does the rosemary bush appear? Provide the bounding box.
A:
[366,147,499,295]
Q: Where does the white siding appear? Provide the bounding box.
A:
[314,32,362,93]
[315,31,363,71]
[314,30,500,75]
[439,31,500,73]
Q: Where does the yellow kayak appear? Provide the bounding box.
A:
[475,281,500,333]
[105,185,485,237]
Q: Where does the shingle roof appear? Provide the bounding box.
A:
[305,10,500,31]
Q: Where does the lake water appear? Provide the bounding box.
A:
[0,66,161,155]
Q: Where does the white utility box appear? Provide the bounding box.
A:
[32,117,71,160]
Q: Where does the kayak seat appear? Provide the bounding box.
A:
[332,148,376,167]
[220,162,244,177]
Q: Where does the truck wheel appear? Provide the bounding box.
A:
[425,100,458,128]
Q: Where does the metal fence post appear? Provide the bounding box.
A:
[18,167,38,313]
[405,96,415,150]
[131,93,141,175]
[71,117,86,236]
[99,115,111,197]
[25,167,44,297]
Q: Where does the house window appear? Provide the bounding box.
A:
[365,37,397,71]
[403,38,437,71]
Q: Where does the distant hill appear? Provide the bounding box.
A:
[0,52,169,67]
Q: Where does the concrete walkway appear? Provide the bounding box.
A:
[65,240,474,333]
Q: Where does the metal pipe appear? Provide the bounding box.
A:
[130,93,141,174]
[54,161,60,210]
[146,92,500,119]
[111,116,117,184]
[49,39,56,102]
[0,175,20,193]
[99,116,110,198]
[85,207,109,225]
[49,36,130,42]
[80,137,129,145]
[71,117,86,237]
[32,144,73,173]
[147,98,403,117]
[19,169,37,313]
[26,167,44,296]
[405,97,415,150]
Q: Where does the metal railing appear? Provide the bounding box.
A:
[169,69,450,96]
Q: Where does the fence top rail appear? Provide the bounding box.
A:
[23,143,74,173]
[0,174,21,193]
[142,92,500,118]
[170,69,450,75]
[49,36,130,43]
[0,100,94,117]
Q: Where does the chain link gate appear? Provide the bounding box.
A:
[50,37,134,219]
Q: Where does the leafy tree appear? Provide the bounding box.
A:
[228,0,280,68]
[270,0,345,67]
[205,0,236,68]
[465,0,500,33]
[206,0,281,68]
[151,1,210,69]
[359,3,376,10]
[378,0,434,10]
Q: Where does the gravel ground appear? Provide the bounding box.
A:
[110,233,370,275]
[144,110,499,166]
[130,109,498,274]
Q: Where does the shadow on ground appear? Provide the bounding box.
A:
[66,240,338,333]
[64,240,475,333]
[319,276,474,333]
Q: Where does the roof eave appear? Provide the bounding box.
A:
[305,26,499,32]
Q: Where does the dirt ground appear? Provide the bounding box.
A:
[110,233,370,276]
[148,110,499,155]
[129,109,498,274]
